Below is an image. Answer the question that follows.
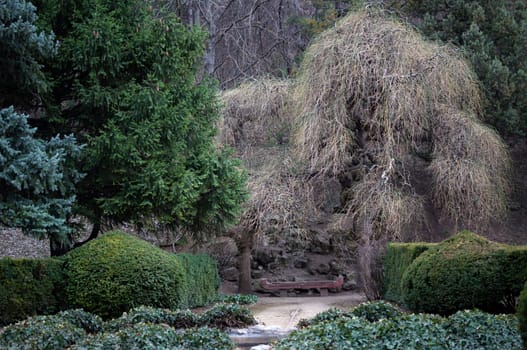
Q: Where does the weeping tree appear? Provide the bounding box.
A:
[292,10,510,299]
[33,0,247,253]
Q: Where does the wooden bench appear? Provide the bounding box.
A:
[260,275,344,297]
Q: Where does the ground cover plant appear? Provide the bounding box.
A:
[276,302,522,350]
[0,303,255,349]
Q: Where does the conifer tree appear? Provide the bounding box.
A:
[37,0,246,243]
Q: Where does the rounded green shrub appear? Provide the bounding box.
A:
[401,231,524,315]
[519,282,527,349]
[0,257,66,326]
[63,231,187,319]
[0,315,86,350]
[199,303,257,329]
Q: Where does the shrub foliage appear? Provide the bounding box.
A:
[276,305,521,350]
[0,257,66,326]
[63,231,220,319]
[401,231,527,315]
[382,242,435,303]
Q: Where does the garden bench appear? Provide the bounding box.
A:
[260,275,344,297]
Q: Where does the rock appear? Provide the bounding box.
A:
[222,266,239,281]
[309,229,332,254]
[293,257,308,268]
[316,263,330,275]
[342,279,357,291]
[252,269,264,279]
[250,345,271,350]
[311,176,342,213]
[254,247,282,267]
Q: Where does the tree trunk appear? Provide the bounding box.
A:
[237,231,254,294]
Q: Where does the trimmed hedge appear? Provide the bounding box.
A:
[174,253,220,308]
[0,257,66,326]
[382,242,435,303]
[519,282,527,350]
[63,231,221,319]
[401,231,527,315]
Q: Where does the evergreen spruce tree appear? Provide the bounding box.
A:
[1,0,83,252]
[37,0,246,243]
[393,0,527,135]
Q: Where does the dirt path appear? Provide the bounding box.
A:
[248,292,366,329]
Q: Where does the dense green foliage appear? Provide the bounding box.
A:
[393,0,527,135]
[0,257,66,326]
[382,242,435,303]
[200,303,257,329]
[33,0,246,239]
[174,254,220,308]
[298,301,401,328]
[0,0,57,108]
[519,282,527,349]
[276,305,521,350]
[104,306,199,331]
[216,294,258,305]
[0,308,238,350]
[63,232,187,319]
[0,314,87,350]
[401,231,527,315]
[0,107,83,249]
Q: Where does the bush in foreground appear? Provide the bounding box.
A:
[0,314,86,350]
[276,307,521,350]
[200,303,257,329]
[104,306,198,331]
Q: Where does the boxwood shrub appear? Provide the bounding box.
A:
[382,242,435,303]
[519,282,527,349]
[401,231,527,315]
[63,231,188,319]
[174,253,220,308]
[0,257,66,326]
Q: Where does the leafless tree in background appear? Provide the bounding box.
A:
[153,0,314,88]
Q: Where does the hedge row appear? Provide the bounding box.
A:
[174,253,220,308]
[0,231,221,323]
[0,257,66,326]
[383,231,527,315]
[382,242,434,303]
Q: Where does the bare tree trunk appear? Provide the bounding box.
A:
[238,232,254,294]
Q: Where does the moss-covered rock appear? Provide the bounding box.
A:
[401,231,527,315]
[63,231,187,319]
